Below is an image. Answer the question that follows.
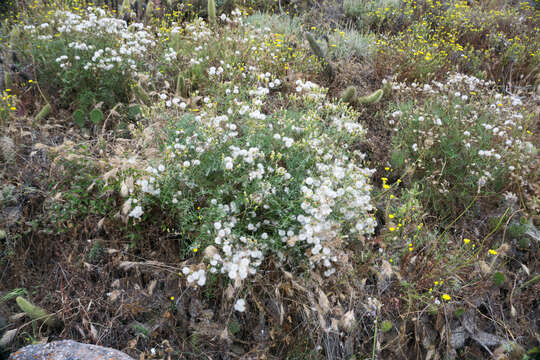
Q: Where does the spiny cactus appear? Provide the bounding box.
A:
[9,26,20,46]
[144,0,154,21]
[35,103,51,122]
[340,86,357,104]
[16,297,59,328]
[357,89,384,104]
[340,87,384,106]
[3,71,12,90]
[306,32,325,60]
[176,74,187,97]
[305,32,334,79]
[119,0,131,17]
[208,0,216,24]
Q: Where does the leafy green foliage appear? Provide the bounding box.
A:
[389,74,535,217]
[87,240,104,264]
[380,320,392,333]
[73,109,86,127]
[2,2,537,357]
[493,271,505,287]
[89,108,103,124]
[45,158,117,232]
[507,222,526,239]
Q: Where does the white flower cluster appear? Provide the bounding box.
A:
[273,133,294,148]
[213,243,263,281]
[208,66,224,77]
[163,48,177,62]
[295,79,318,93]
[185,20,212,42]
[478,149,502,160]
[127,82,376,283]
[294,79,326,100]
[228,146,264,165]
[28,7,156,76]
[182,267,207,286]
[332,114,365,135]
[294,159,376,275]
[234,298,246,312]
[164,96,185,108]
[124,198,143,219]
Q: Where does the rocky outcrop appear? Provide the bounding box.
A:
[8,340,134,360]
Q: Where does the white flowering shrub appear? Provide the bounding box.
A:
[122,83,376,285]
[117,33,376,288]
[388,73,536,216]
[14,7,156,110]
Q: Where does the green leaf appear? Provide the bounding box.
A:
[228,319,240,335]
[16,296,59,327]
[90,108,103,124]
[493,271,505,286]
[78,91,95,112]
[128,104,141,120]
[380,320,392,333]
[73,109,86,128]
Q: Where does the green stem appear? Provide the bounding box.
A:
[372,316,378,360]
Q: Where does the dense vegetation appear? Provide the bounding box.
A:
[0,0,538,359]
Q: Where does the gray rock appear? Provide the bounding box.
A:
[8,340,134,360]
